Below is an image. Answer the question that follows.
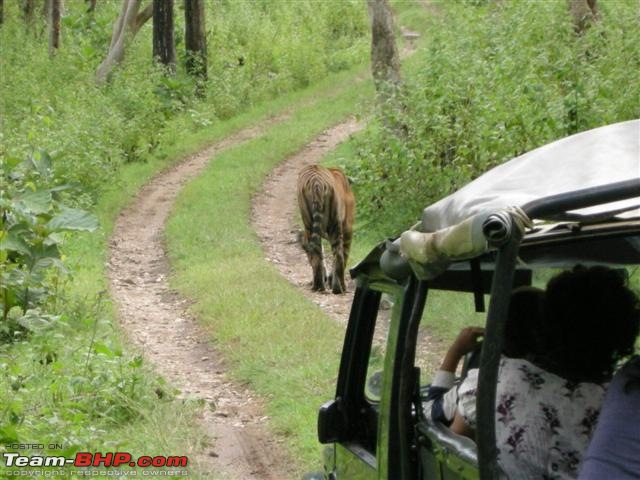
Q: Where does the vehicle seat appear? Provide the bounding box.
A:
[419,419,479,466]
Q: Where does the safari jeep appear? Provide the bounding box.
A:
[316,120,640,479]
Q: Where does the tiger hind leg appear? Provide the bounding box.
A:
[330,235,347,294]
[311,248,326,292]
[302,230,326,291]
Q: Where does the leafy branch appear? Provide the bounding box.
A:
[0,150,98,339]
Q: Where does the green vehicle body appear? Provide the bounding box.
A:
[318,246,531,480]
[315,121,640,480]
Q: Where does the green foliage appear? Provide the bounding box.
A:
[0,0,368,201]
[0,151,98,339]
[0,151,169,467]
[351,0,640,237]
[165,76,372,471]
[0,298,172,462]
[0,0,368,470]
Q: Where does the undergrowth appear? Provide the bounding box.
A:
[351,0,640,237]
[0,0,369,203]
[0,0,369,476]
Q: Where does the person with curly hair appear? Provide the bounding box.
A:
[422,286,544,426]
[534,266,639,384]
[451,266,640,479]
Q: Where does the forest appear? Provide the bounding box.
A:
[1,0,638,478]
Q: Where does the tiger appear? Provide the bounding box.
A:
[296,165,355,294]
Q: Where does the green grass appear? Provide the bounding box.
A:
[66,63,371,297]
[0,62,372,479]
[165,73,374,473]
[163,1,443,470]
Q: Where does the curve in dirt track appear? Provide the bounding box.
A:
[107,6,442,479]
[108,112,442,480]
[251,7,436,326]
[252,118,364,323]
[107,117,296,480]
[252,116,445,378]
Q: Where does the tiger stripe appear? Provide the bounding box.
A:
[296,165,355,294]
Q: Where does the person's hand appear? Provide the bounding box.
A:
[440,327,485,373]
[451,327,485,357]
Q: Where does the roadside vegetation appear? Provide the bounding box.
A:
[351,0,640,239]
[1,0,368,202]
[326,0,639,347]
[1,0,368,476]
[2,0,638,477]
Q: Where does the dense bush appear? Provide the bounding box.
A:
[0,296,170,461]
[204,0,369,116]
[351,0,639,237]
[0,151,98,340]
[0,152,161,456]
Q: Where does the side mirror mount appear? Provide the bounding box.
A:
[318,399,348,444]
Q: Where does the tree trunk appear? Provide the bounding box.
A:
[86,0,96,13]
[367,0,401,94]
[184,0,207,79]
[153,0,176,73]
[22,0,35,25]
[0,0,4,25]
[569,0,599,35]
[368,0,405,135]
[48,0,61,57]
[95,0,152,83]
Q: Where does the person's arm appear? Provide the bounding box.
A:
[424,327,484,424]
[440,326,485,374]
[428,326,485,394]
[451,410,475,439]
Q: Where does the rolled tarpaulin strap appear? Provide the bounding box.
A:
[399,214,489,279]
[482,206,532,247]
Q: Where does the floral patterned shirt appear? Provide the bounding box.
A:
[457,357,606,479]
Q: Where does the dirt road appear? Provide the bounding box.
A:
[107,117,297,480]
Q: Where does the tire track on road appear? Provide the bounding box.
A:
[107,114,296,480]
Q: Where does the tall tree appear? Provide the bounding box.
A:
[569,0,599,35]
[184,0,207,80]
[367,0,401,95]
[367,0,405,135]
[22,0,35,25]
[95,0,152,83]
[153,0,176,72]
[48,0,61,57]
